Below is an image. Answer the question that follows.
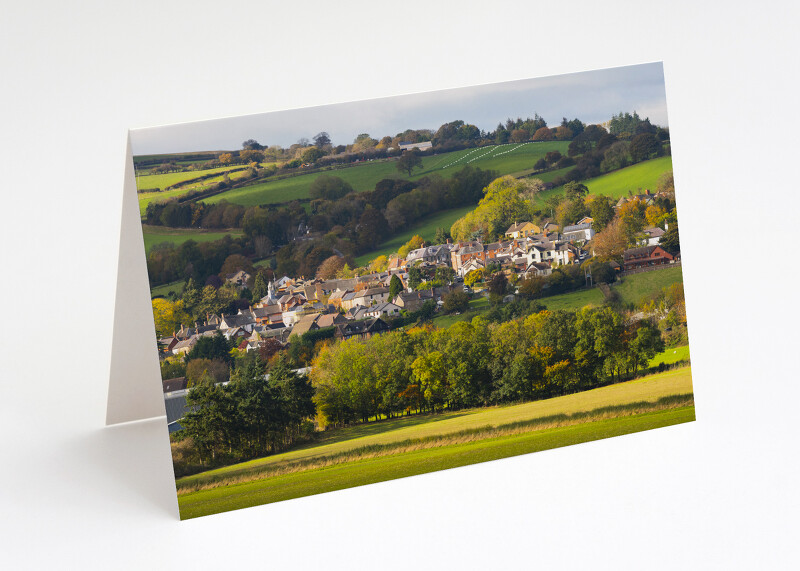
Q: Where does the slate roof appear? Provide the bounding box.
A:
[563,223,593,233]
[291,313,321,337]
[162,377,187,393]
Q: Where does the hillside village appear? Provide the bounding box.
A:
[160,188,678,367]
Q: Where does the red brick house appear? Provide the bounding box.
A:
[623,245,675,271]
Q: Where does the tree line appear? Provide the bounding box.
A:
[311,306,664,428]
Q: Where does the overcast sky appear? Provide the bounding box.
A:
[130,62,668,156]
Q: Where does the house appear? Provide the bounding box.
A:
[219,312,256,333]
[352,286,390,307]
[364,302,401,319]
[622,245,675,271]
[451,241,486,275]
[327,289,349,309]
[162,377,187,394]
[334,317,389,340]
[642,226,665,246]
[576,216,594,225]
[398,141,432,152]
[316,313,347,328]
[406,244,454,266]
[224,270,252,288]
[393,290,434,312]
[171,335,198,356]
[504,221,541,239]
[291,312,321,337]
[524,262,552,277]
[562,222,595,243]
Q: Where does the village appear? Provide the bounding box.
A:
[159,189,679,370]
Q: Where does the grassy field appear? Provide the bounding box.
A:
[178,367,692,484]
[650,345,690,367]
[137,168,257,216]
[177,366,693,518]
[151,279,185,299]
[540,287,606,311]
[142,226,242,253]
[205,142,571,207]
[354,205,476,266]
[134,165,243,191]
[536,156,673,204]
[613,266,683,306]
[432,296,490,328]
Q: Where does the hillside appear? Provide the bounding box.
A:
[204,141,571,207]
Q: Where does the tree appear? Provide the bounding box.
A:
[316,255,346,280]
[151,298,190,338]
[309,175,353,200]
[532,127,555,141]
[434,227,450,245]
[629,133,662,163]
[219,152,233,164]
[589,195,614,230]
[389,274,404,299]
[398,235,425,258]
[592,218,628,260]
[185,358,230,387]
[313,132,331,148]
[464,268,484,288]
[435,266,456,284]
[242,139,264,150]
[187,332,234,364]
[442,290,470,314]
[563,181,589,201]
[656,170,674,195]
[487,271,509,297]
[369,255,389,273]
[396,150,423,176]
[408,267,422,289]
[301,147,324,163]
[251,272,269,301]
[659,225,681,254]
[219,254,254,278]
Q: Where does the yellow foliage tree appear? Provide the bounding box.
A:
[151,298,190,338]
[398,235,425,258]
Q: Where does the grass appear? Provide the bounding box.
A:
[205,142,571,207]
[540,287,606,311]
[137,168,256,216]
[354,205,476,266]
[536,156,674,204]
[178,403,694,518]
[178,366,692,487]
[142,226,242,253]
[649,345,690,367]
[431,296,490,328]
[134,165,242,191]
[151,279,185,299]
[613,266,683,306]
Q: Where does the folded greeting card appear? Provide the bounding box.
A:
[109,62,694,519]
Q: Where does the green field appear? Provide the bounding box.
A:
[432,296,490,328]
[135,165,243,191]
[540,287,606,311]
[537,156,673,204]
[137,168,257,216]
[142,226,243,253]
[354,205,476,266]
[176,367,693,518]
[151,279,185,299]
[613,266,683,306]
[178,367,692,485]
[649,345,690,367]
[205,142,571,207]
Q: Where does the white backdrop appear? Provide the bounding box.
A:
[1,1,799,568]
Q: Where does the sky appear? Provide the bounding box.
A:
[130,62,668,156]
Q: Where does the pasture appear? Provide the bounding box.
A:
[354,205,476,266]
[650,345,690,367]
[536,156,673,204]
[205,142,570,207]
[178,367,693,485]
[137,168,256,216]
[141,225,243,253]
[540,287,606,311]
[613,266,683,306]
[176,366,693,518]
